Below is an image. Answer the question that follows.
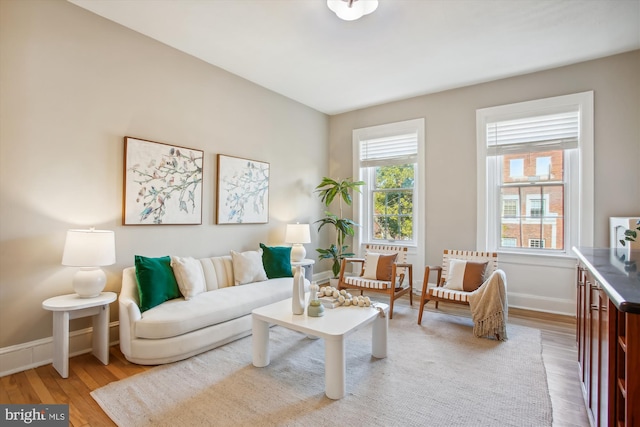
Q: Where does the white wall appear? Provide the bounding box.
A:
[0,0,329,353]
[329,50,640,315]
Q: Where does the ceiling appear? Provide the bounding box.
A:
[69,0,640,115]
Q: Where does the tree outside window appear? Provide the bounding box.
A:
[372,164,414,241]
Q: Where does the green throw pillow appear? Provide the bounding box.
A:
[135,255,181,312]
[260,243,293,279]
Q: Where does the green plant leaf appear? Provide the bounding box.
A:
[314,177,365,276]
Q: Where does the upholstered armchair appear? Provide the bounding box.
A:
[338,244,413,319]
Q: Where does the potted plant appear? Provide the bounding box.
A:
[619,219,640,247]
[619,219,640,266]
[314,177,364,280]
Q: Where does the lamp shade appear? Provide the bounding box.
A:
[327,0,378,21]
[285,224,311,244]
[62,229,116,267]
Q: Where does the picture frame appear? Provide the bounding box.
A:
[216,154,270,224]
[123,137,203,225]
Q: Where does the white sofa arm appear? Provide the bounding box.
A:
[119,267,141,358]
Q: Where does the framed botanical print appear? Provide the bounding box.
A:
[216,154,269,224]
[123,137,203,225]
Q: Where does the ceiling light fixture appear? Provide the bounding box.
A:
[327,0,378,21]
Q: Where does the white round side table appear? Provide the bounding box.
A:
[42,292,117,378]
[291,258,315,282]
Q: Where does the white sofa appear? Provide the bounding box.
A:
[119,254,308,365]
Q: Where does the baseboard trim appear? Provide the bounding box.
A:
[412,288,575,317]
[507,292,575,316]
[0,322,119,377]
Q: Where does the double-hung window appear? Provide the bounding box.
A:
[352,119,424,247]
[477,92,594,255]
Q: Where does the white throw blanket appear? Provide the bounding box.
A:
[468,269,508,341]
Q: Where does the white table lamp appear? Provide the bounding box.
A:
[285,223,311,262]
[62,228,116,298]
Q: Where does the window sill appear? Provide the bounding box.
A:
[496,249,577,268]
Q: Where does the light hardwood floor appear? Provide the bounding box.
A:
[1,300,589,427]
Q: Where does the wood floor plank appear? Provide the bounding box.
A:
[54,374,99,427]
[73,365,101,391]
[24,368,55,403]
[66,400,90,427]
[34,366,68,407]
[6,372,39,404]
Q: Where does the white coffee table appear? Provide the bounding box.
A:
[251,297,388,399]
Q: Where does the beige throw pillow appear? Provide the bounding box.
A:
[444,259,489,292]
[170,256,206,300]
[231,249,268,285]
[362,252,397,281]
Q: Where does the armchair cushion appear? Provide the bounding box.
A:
[444,259,488,292]
[362,252,398,281]
[343,276,393,290]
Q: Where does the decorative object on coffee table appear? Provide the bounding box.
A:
[307,282,325,317]
[292,265,305,314]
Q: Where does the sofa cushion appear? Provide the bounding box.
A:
[260,243,293,279]
[135,255,181,312]
[230,249,268,285]
[135,278,298,339]
[170,256,206,300]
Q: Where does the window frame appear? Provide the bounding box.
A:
[476,92,594,257]
[352,118,425,249]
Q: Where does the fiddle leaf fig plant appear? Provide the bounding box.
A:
[314,177,364,278]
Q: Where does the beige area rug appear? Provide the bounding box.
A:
[92,305,552,427]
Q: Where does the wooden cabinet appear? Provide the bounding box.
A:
[611,306,639,427]
[575,248,640,427]
[577,266,609,426]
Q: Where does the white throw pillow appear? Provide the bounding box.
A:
[443,259,467,290]
[443,258,489,292]
[362,252,397,281]
[170,256,206,300]
[231,249,268,285]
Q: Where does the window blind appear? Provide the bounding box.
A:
[359,133,418,167]
[487,110,579,156]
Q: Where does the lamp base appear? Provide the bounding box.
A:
[291,244,306,262]
[73,267,106,298]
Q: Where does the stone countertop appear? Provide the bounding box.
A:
[573,247,640,314]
